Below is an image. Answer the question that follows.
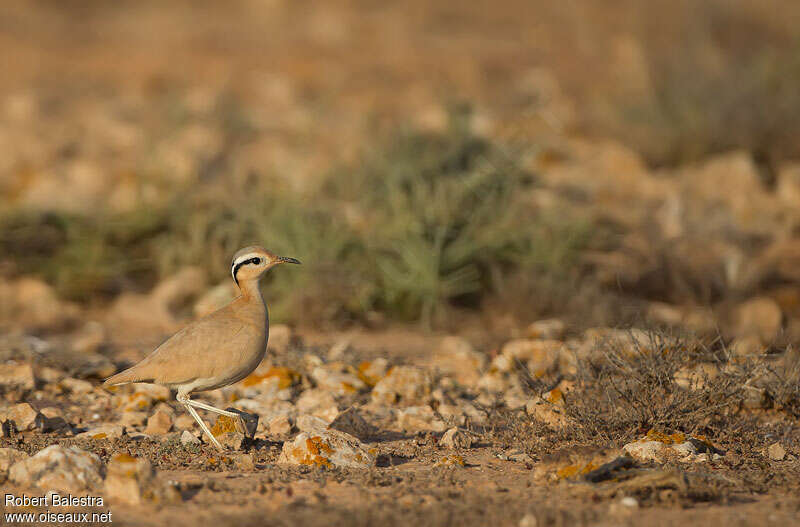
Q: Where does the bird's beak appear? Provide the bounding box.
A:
[276,256,301,265]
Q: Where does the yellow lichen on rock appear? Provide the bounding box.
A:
[242,366,299,389]
[434,455,465,467]
[556,461,597,480]
[211,414,239,436]
[645,429,686,444]
[279,430,375,468]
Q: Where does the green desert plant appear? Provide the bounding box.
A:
[327,111,590,325]
[0,111,592,326]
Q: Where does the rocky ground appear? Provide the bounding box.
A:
[3,2,800,526]
[1,314,799,526]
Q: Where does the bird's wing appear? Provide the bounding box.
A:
[117,307,258,385]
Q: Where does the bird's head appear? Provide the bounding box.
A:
[231,246,300,287]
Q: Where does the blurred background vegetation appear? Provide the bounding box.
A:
[0,111,592,326]
[1,0,800,331]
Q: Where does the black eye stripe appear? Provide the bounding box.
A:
[232,257,261,269]
[232,257,263,285]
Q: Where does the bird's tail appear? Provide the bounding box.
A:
[103,368,139,387]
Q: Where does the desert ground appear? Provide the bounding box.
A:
[1,2,799,526]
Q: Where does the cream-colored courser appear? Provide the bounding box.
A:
[104,246,300,449]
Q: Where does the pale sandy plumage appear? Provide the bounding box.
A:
[104,246,300,449]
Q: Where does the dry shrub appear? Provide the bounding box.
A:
[764,349,800,418]
[562,331,753,443]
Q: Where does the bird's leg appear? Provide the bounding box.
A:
[176,393,224,450]
[185,405,225,450]
[186,399,246,434]
[186,399,239,417]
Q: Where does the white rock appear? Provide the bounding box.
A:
[296,414,329,434]
[297,388,337,413]
[268,415,293,436]
[145,410,173,435]
[311,365,366,396]
[0,361,36,390]
[296,388,338,421]
[767,442,787,461]
[0,448,28,483]
[371,366,431,406]
[622,440,668,462]
[9,445,103,493]
[37,366,65,384]
[396,405,447,432]
[120,412,148,428]
[0,402,40,431]
[60,377,94,394]
[278,430,375,468]
[672,441,698,458]
[180,430,200,445]
[104,453,178,505]
[429,336,486,386]
[439,427,473,449]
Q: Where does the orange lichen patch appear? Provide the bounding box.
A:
[288,438,334,468]
[112,453,137,463]
[211,415,239,437]
[556,461,597,480]
[308,455,333,468]
[91,433,108,439]
[122,392,152,410]
[280,435,338,468]
[355,362,383,387]
[435,455,465,467]
[306,436,334,457]
[645,429,686,444]
[110,453,140,477]
[546,388,564,404]
[242,367,300,389]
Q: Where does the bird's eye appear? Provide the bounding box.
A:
[252,258,262,265]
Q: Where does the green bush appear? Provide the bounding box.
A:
[0,113,593,326]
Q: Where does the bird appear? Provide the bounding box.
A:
[103,246,300,450]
